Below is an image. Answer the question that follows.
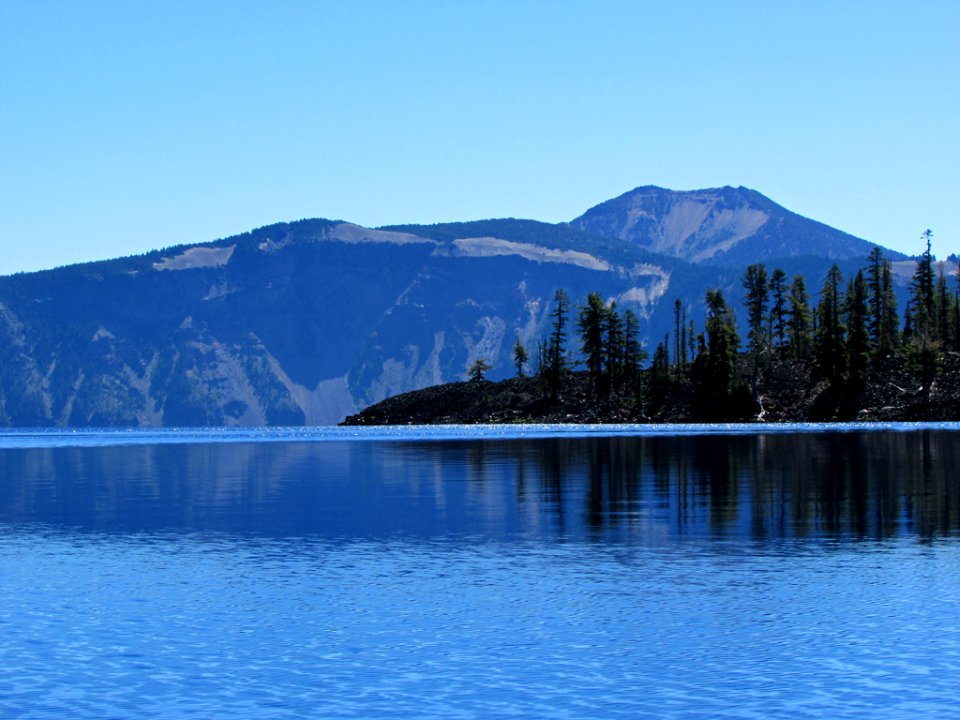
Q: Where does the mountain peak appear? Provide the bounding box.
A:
[570,185,880,266]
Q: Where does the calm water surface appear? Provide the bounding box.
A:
[1,425,959,719]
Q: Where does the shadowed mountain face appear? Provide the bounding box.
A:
[570,186,892,267]
[0,187,897,427]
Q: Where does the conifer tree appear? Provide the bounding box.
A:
[545,288,570,397]
[468,357,491,382]
[623,309,645,401]
[535,339,549,379]
[786,274,813,360]
[650,336,671,402]
[604,301,625,391]
[743,264,770,351]
[954,261,960,351]
[905,231,940,395]
[672,299,688,374]
[936,264,951,347]
[701,289,739,406]
[742,264,769,399]
[814,264,847,385]
[578,292,606,396]
[909,229,936,344]
[513,337,529,377]
[865,248,900,358]
[769,268,787,354]
[866,247,886,350]
[845,270,870,394]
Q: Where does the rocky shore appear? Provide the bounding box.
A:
[341,352,960,426]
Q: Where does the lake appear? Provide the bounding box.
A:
[1,424,959,718]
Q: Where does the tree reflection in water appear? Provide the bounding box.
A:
[510,431,960,541]
[1,431,957,542]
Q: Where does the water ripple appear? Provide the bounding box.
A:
[2,530,959,718]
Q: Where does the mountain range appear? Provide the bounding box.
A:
[0,186,906,426]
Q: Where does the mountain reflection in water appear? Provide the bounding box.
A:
[1,430,956,542]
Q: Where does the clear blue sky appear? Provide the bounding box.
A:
[1,0,957,275]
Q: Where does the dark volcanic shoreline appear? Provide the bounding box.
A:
[341,353,960,426]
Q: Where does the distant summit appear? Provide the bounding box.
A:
[570,185,891,267]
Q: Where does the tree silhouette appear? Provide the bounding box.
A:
[866,247,899,359]
[623,308,646,403]
[692,289,741,419]
[743,263,770,401]
[814,264,847,386]
[545,288,570,398]
[843,270,869,413]
[468,357,492,383]
[578,292,606,395]
[769,268,787,355]
[909,229,936,344]
[604,300,625,392]
[512,337,529,377]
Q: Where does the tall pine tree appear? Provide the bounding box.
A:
[769,268,787,355]
[545,288,570,398]
[604,301,626,391]
[622,309,645,404]
[694,289,740,418]
[909,229,936,344]
[742,264,770,400]
[577,292,606,396]
[786,274,813,359]
[844,270,870,406]
[814,264,847,385]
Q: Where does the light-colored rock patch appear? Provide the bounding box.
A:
[57,369,84,425]
[123,352,163,426]
[452,237,611,271]
[154,245,235,271]
[265,357,358,426]
[462,316,506,379]
[617,270,672,319]
[617,191,769,261]
[630,197,711,252]
[514,283,548,347]
[258,237,292,253]
[890,261,915,283]
[366,347,422,405]
[365,332,449,406]
[416,332,446,389]
[690,208,769,261]
[329,223,437,246]
[42,358,57,420]
[891,259,958,285]
[625,262,669,280]
[203,282,236,301]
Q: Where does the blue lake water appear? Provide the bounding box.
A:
[1,424,959,718]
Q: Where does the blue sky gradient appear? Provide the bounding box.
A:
[1,0,957,275]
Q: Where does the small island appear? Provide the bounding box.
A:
[344,243,960,426]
